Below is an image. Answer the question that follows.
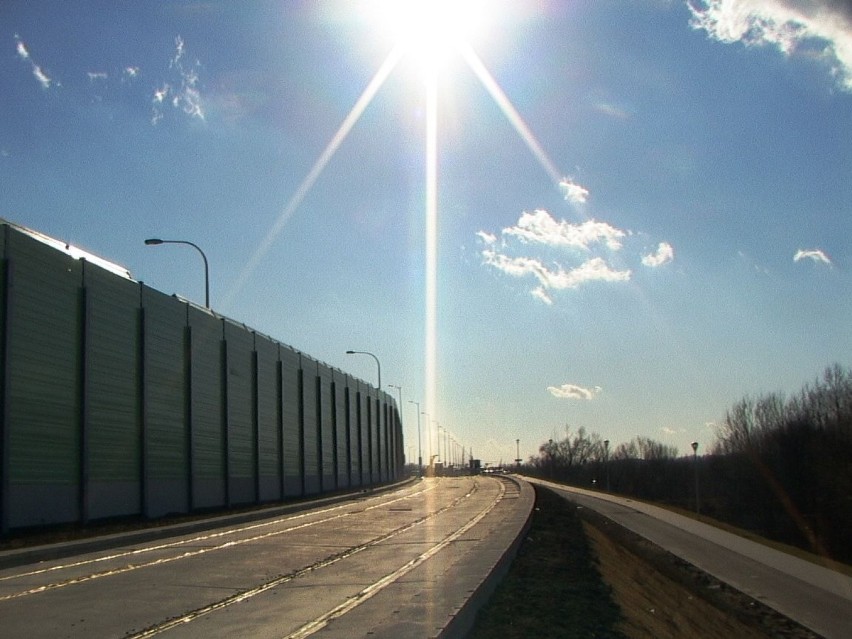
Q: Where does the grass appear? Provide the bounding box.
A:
[468,485,626,639]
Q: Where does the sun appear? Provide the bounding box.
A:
[367,0,485,72]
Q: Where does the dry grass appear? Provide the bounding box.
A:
[469,486,821,639]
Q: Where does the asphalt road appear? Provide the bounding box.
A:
[0,476,533,639]
[529,477,852,639]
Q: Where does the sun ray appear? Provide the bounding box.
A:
[222,46,404,309]
[425,65,439,452]
[459,41,563,186]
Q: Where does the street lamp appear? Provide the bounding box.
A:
[691,441,700,515]
[345,350,381,390]
[387,383,404,472]
[604,439,610,491]
[421,411,431,465]
[388,384,403,409]
[437,425,443,469]
[144,238,210,308]
[408,400,423,477]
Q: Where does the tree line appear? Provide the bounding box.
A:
[523,364,852,565]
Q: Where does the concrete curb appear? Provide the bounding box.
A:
[439,474,535,639]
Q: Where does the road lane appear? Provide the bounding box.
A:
[0,476,533,639]
[529,477,852,639]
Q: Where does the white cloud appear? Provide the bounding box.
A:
[14,36,54,89]
[15,40,29,60]
[476,230,497,245]
[123,67,140,80]
[641,241,674,267]
[793,248,832,265]
[87,71,108,82]
[547,383,603,400]
[32,65,52,89]
[482,248,631,292]
[503,209,627,251]
[547,256,631,288]
[151,36,205,125]
[689,0,852,91]
[531,286,553,305]
[153,84,170,103]
[558,178,590,204]
[476,208,642,303]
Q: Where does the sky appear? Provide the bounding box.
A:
[2,0,851,466]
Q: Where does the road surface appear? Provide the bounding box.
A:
[0,476,533,639]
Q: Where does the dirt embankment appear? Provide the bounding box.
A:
[579,504,821,638]
[469,485,821,639]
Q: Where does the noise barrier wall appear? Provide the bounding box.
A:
[0,222,404,532]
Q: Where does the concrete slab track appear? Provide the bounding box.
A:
[0,476,533,639]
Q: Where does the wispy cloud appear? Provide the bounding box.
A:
[503,209,626,251]
[482,247,631,301]
[737,250,771,275]
[87,71,108,82]
[151,35,205,125]
[593,101,632,120]
[14,35,54,89]
[476,207,675,304]
[32,66,52,89]
[641,241,674,267]
[793,248,832,265]
[559,178,590,204]
[547,383,603,400]
[689,0,852,90]
[476,230,497,245]
[15,39,29,60]
[531,286,553,305]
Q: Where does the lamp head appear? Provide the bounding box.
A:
[144,238,163,245]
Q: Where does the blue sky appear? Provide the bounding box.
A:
[3,0,851,465]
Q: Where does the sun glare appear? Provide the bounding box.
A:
[369,0,485,71]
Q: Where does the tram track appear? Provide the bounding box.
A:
[0,476,529,639]
[131,478,503,639]
[0,482,438,601]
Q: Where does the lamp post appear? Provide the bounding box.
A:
[604,439,610,492]
[144,238,210,308]
[515,438,521,469]
[433,421,440,469]
[437,425,443,473]
[421,412,431,467]
[408,400,422,477]
[345,350,381,390]
[388,384,403,413]
[691,441,700,515]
